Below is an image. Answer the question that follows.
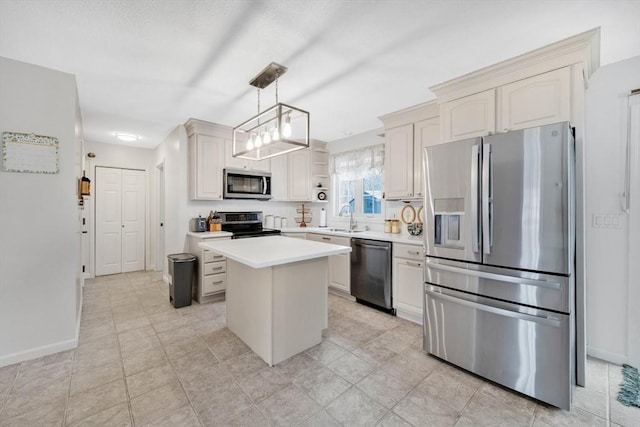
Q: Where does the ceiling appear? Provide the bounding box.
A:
[1,0,638,149]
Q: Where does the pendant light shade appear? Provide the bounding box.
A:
[232,63,310,161]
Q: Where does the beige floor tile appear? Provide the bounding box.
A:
[585,358,609,394]
[572,385,608,419]
[329,352,377,384]
[1,376,69,420]
[69,359,123,395]
[414,365,482,412]
[67,401,131,427]
[300,409,342,426]
[115,315,151,333]
[325,386,387,426]
[378,411,414,426]
[352,338,399,365]
[162,336,208,362]
[356,368,412,409]
[171,348,220,378]
[141,403,200,427]
[209,336,251,362]
[535,404,607,427]
[609,398,640,427]
[294,366,351,406]
[237,367,292,404]
[0,398,66,426]
[224,351,268,380]
[14,358,72,391]
[156,325,197,346]
[0,363,19,401]
[221,404,270,426]
[381,348,441,387]
[275,352,325,382]
[191,381,253,425]
[72,347,120,373]
[125,363,177,398]
[122,347,169,377]
[65,378,127,425]
[151,315,189,334]
[257,384,321,426]
[457,384,534,426]
[119,334,163,358]
[130,381,189,426]
[178,363,235,398]
[75,333,119,356]
[393,390,459,427]
[305,340,348,365]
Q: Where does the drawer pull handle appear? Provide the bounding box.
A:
[406,261,422,267]
[213,255,224,259]
[212,267,223,271]
[322,237,331,241]
[408,250,421,255]
[212,280,223,285]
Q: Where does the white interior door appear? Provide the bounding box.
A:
[96,167,145,276]
[627,94,640,367]
[121,169,145,272]
[156,163,165,274]
[96,167,123,276]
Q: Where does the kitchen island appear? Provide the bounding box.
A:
[199,236,352,366]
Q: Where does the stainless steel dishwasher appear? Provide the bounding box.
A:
[350,238,394,313]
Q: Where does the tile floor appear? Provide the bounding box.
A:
[0,271,638,426]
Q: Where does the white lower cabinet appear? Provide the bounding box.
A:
[282,232,307,239]
[306,233,351,295]
[392,243,424,324]
[188,234,230,303]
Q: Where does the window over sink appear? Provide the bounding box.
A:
[330,144,384,217]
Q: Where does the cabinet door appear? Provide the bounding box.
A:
[191,134,223,200]
[497,67,571,132]
[413,117,440,199]
[384,123,414,199]
[393,257,424,322]
[270,154,288,200]
[329,252,350,293]
[288,149,311,201]
[441,89,496,143]
[224,139,271,171]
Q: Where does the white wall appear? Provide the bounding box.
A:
[0,57,80,366]
[585,55,640,364]
[83,140,155,276]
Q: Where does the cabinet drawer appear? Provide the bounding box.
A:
[204,251,225,263]
[307,233,351,247]
[394,243,423,261]
[204,261,226,275]
[203,273,226,294]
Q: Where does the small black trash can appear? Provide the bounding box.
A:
[167,253,196,308]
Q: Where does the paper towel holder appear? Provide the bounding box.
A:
[319,207,328,228]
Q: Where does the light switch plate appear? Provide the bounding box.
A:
[592,213,623,229]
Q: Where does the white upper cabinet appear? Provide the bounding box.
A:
[269,141,326,202]
[440,89,496,143]
[497,67,571,132]
[379,101,440,201]
[413,116,440,199]
[188,132,224,201]
[224,139,271,172]
[186,118,232,200]
[288,149,312,201]
[384,123,414,199]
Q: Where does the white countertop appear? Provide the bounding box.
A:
[186,231,233,239]
[279,227,424,246]
[199,235,352,269]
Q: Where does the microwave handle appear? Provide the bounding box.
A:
[263,176,267,195]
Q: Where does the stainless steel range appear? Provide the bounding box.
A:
[218,211,281,239]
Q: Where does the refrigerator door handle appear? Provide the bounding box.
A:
[482,143,493,254]
[426,260,561,290]
[471,144,480,253]
[426,289,561,328]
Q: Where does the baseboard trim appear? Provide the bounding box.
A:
[396,309,423,325]
[328,287,355,301]
[0,336,78,368]
[587,345,627,365]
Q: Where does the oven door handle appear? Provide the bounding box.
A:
[426,289,561,328]
[426,261,561,290]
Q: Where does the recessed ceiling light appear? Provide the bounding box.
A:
[115,132,138,142]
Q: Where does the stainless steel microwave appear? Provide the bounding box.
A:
[223,169,271,200]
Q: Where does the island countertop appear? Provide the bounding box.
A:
[199,235,352,269]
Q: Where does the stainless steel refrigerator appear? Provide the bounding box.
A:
[422,122,582,410]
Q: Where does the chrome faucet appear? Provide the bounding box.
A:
[338,204,356,230]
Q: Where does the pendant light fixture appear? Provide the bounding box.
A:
[233,62,310,160]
